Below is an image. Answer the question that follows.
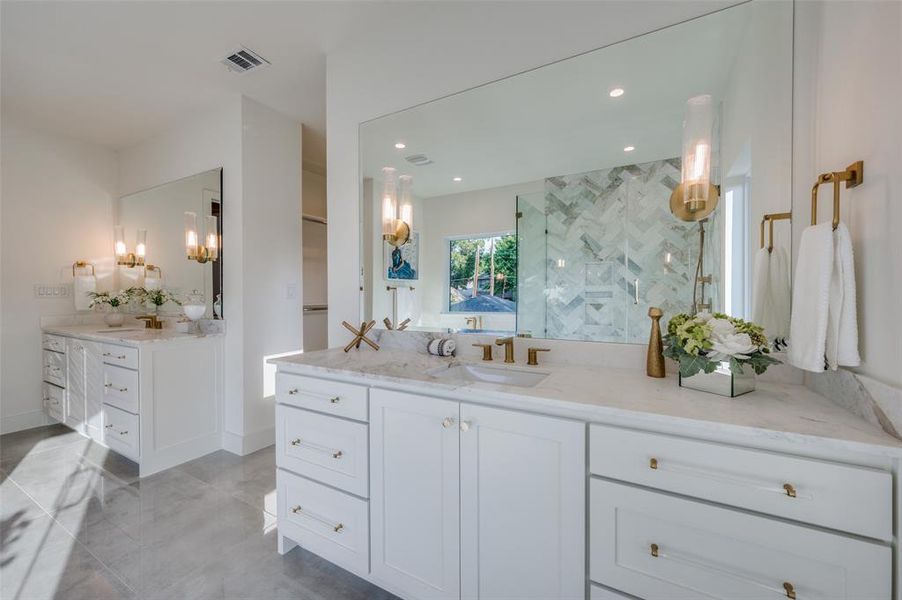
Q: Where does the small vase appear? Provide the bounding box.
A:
[679,361,756,397]
[104,310,125,328]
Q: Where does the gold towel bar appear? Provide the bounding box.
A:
[811,161,863,230]
[759,212,792,252]
[72,260,95,277]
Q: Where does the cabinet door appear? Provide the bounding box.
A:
[370,389,460,600]
[83,341,104,442]
[460,404,585,600]
[66,339,86,429]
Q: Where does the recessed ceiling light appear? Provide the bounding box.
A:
[452,177,462,182]
[623,146,635,152]
[609,87,625,98]
[394,142,406,149]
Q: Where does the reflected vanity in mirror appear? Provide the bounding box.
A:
[116,168,223,317]
[360,1,792,344]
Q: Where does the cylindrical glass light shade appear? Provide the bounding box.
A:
[681,94,714,212]
[113,225,127,258]
[204,215,219,260]
[135,229,147,263]
[381,167,398,236]
[184,212,199,259]
[398,174,413,226]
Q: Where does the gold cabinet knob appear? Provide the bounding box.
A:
[650,543,659,557]
[783,582,796,599]
[649,457,659,470]
[783,483,797,498]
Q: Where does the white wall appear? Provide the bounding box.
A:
[794,1,902,391]
[325,1,736,347]
[0,113,118,433]
[118,95,301,453]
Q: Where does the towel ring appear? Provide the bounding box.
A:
[145,264,163,279]
[811,161,864,230]
[760,212,792,252]
[72,260,95,277]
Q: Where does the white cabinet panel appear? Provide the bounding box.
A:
[460,404,585,600]
[66,339,86,430]
[102,364,139,414]
[277,469,369,574]
[83,341,104,442]
[277,372,368,421]
[43,349,66,388]
[590,424,892,540]
[102,403,139,461]
[43,382,64,422]
[42,334,66,353]
[589,479,891,600]
[370,388,460,600]
[100,343,138,370]
[276,404,369,497]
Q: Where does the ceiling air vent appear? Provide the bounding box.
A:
[221,47,270,74]
[405,154,434,167]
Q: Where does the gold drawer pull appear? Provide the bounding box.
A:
[104,383,128,393]
[783,582,796,599]
[329,396,340,403]
[103,352,127,360]
[105,424,114,429]
[289,505,344,533]
[783,483,797,498]
[119,430,128,436]
[287,388,299,395]
[650,543,659,557]
[649,457,658,469]
[290,438,343,459]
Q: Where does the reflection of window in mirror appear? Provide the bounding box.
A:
[723,177,749,319]
[447,233,517,313]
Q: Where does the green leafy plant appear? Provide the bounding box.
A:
[663,312,781,378]
[131,287,181,308]
[88,290,131,309]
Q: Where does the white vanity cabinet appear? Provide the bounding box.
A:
[369,388,585,600]
[40,327,222,477]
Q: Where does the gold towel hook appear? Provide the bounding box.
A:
[811,161,863,230]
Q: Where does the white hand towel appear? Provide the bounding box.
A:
[788,223,833,372]
[73,275,96,311]
[751,247,771,327]
[826,223,860,368]
[768,246,791,342]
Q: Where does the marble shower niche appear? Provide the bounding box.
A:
[517,158,720,343]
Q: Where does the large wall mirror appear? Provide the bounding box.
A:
[117,168,223,316]
[360,1,792,344]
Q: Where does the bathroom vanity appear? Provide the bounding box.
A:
[41,323,222,476]
[271,342,900,600]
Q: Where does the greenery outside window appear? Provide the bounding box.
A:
[448,233,517,313]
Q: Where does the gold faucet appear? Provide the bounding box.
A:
[495,337,515,363]
[137,315,163,329]
[527,347,550,366]
[472,343,494,361]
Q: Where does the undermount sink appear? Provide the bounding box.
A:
[427,363,549,388]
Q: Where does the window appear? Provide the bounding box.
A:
[448,233,517,313]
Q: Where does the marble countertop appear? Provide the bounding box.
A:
[271,347,902,457]
[43,324,221,346]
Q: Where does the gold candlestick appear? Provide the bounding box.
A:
[647,307,665,378]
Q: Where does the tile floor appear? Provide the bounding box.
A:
[0,424,396,600]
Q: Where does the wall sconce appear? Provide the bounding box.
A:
[113,226,146,267]
[670,94,719,222]
[184,211,219,263]
[381,167,412,247]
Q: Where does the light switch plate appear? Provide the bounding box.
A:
[34,284,72,299]
[285,283,298,300]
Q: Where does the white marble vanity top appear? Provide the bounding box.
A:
[271,347,902,458]
[42,323,221,346]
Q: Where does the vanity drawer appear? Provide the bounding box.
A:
[42,334,67,353]
[277,468,368,575]
[102,403,139,460]
[589,479,891,600]
[102,364,139,414]
[589,424,892,540]
[43,350,67,387]
[276,405,368,497]
[43,382,65,422]
[101,343,138,370]
[276,373,367,422]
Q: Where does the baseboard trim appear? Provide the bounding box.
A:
[222,426,275,456]
[1,410,50,435]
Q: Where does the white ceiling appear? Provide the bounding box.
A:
[360,3,748,199]
[0,1,402,164]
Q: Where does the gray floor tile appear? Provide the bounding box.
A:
[0,426,398,600]
[0,424,86,466]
